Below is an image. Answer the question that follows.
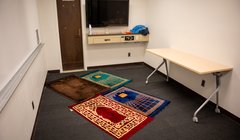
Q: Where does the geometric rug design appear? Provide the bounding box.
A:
[81,70,131,90]
[47,75,108,103]
[69,95,153,140]
[105,87,170,117]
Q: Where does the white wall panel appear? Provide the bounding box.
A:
[144,0,240,117]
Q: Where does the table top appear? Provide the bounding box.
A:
[146,48,233,75]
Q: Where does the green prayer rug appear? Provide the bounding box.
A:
[80,70,131,90]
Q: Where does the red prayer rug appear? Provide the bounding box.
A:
[69,95,153,140]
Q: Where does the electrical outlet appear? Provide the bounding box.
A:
[201,80,205,87]
[128,52,131,57]
[32,101,35,110]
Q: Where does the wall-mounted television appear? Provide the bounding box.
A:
[86,0,129,27]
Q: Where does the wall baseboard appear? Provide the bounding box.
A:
[143,62,240,124]
[87,62,144,69]
[47,62,145,73]
[0,43,44,112]
[47,70,60,73]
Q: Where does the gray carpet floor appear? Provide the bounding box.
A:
[31,64,240,140]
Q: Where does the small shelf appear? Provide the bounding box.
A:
[87,34,149,44]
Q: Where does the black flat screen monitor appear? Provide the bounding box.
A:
[86,0,129,27]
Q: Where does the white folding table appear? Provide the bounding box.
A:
[146,48,233,122]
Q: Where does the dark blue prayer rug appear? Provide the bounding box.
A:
[104,87,170,117]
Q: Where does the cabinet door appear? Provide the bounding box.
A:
[57,0,84,70]
[93,37,121,44]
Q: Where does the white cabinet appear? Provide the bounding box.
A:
[87,34,149,44]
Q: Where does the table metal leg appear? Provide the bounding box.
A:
[193,73,222,123]
[215,73,222,113]
[164,59,169,82]
[146,60,165,84]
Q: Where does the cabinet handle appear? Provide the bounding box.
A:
[104,39,111,41]
[74,28,81,38]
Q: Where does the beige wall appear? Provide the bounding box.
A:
[0,0,47,139]
[0,49,47,140]
[37,0,62,71]
[0,0,40,89]
[83,0,148,66]
[38,0,148,70]
[144,0,240,117]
